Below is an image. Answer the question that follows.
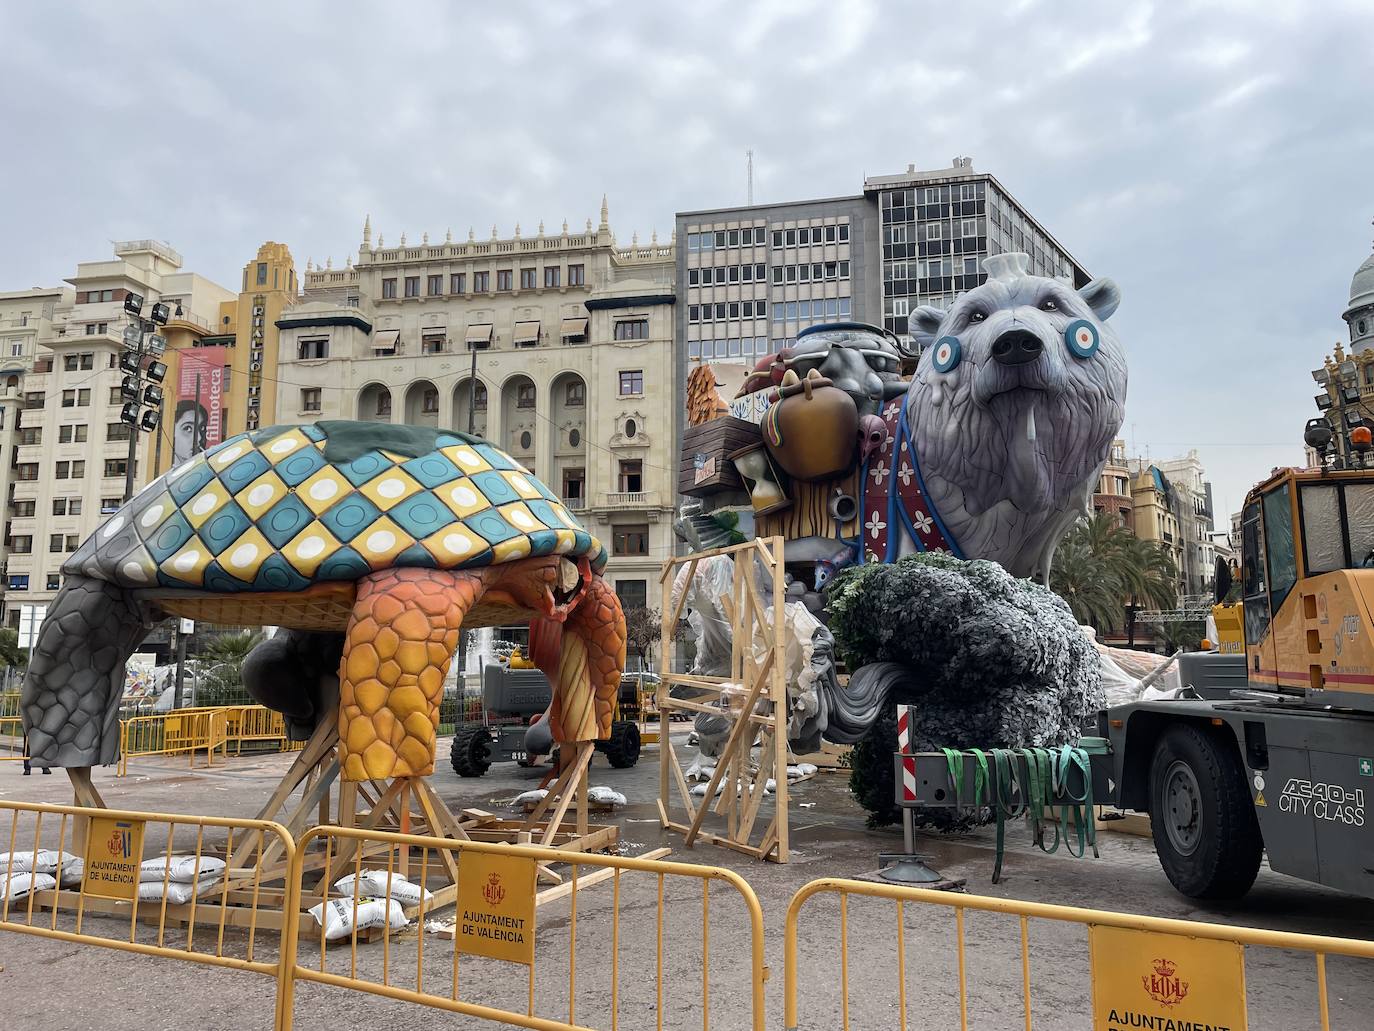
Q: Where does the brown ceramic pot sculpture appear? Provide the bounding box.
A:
[762,368,859,482]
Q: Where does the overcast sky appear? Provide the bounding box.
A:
[4,1,1372,521]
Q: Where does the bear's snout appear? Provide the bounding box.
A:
[991,328,1044,366]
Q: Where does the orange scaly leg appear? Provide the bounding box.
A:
[338,567,490,782]
[544,576,626,744]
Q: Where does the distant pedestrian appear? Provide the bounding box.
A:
[20,731,50,775]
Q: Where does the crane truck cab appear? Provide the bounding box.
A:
[1103,465,1374,900]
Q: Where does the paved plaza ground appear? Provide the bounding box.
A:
[2,734,1371,1029]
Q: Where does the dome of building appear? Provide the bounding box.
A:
[1349,251,1374,312]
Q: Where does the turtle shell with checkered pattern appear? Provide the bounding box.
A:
[64,421,608,593]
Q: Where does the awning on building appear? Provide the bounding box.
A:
[421,326,447,337]
[559,317,588,338]
[372,329,399,351]
[465,324,493,345]
[513,321,541,345]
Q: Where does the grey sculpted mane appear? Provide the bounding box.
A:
[907,253,1127,580]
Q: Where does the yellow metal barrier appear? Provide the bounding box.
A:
[222,704,304,755]
[783,878,1374,1031]
[284,825,768,1031]
[0,715,26,761]
[0,689,20,718]
[117,708,229,776]
[0,800,301,1031]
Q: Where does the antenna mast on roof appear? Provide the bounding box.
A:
[747,149,754,205]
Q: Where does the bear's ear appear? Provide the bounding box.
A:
[1078,277,1121,321]
[908,305,945,351]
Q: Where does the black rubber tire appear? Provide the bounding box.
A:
[450,724,492,778]
[601,721,641,769]
[1148,724,1263,900]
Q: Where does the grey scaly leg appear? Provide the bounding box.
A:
[21,576,156,768]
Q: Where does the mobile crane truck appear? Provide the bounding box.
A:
[1102,464,1374,900]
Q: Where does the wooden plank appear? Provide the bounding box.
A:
[533,848,671,907]
[683,661,768,847]
[536,743,593,847]
[413,783,462,885]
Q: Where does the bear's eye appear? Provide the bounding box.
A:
[968,310,986,323]
[1040,298,1058,312]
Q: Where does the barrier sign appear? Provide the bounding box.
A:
[1090,925,1247,1030]
[456,850,537,965]
[82,816,146,901]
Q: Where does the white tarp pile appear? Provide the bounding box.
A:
[137,854,227,904]
[1081,626,1183,705]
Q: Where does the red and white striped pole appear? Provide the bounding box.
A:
[897,704,916,855]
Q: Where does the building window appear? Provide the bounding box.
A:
[100,497,121,514]
[14,463,38,481]
[297,338,329,360]
[496,270,513,291]
[615,579,648,608]
[565,381,585,407]
[101,459,123,478]
[49,533,64,553]
[257,262,268,285]
[562,468,585,506]
[404,276,420,298]
[545,267,561,288]
[516,384,536,409]
[568,264,585,287]
[421,334,446,355]
[618,460,643,493]
[46,575,60,591]
[613,524,649,555]
[52,497,81,516]
[474,271,490,292]
[63,353,94,371]
[427,274,444,296]
[375,391,392,417]
[382,278,397,299]
[520,268,537,290]
[7,574,28,590]
[11,500,34,517]
[614,319,649,341]
[59,425,90,444]
[301,388,322,412]
[618,370,643,395]
[108,387,123,405]
[472,382,487,411]
[450,273,466,294]
[19,427,40,445]
[962,219,977,237]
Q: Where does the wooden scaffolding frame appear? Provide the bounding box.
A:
[656,536,790,863]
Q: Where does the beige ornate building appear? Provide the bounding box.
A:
[276,204,676,609]
[1,241,234,629]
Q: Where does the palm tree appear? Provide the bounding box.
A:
[1051,512,1178,634]
[193,630,263,706]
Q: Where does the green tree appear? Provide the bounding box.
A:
[1050,512,1178,633]
[1155,618,1205,654]
[0,628,28,669]
[192,630,263,706]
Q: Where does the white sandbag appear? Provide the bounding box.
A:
[0,849,77,875]
[587,786,626,806]
[689,780,726,798]
[764,778,777,793]
[59,857,84,887]
[1,870,56,901]
[139,855,226,884]
[794,763,818,777]
[513,789,548,805]
[137,874,222,904]
[335,870,432,906]
[309,896,408,941]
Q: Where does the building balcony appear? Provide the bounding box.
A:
[599,490,662,509]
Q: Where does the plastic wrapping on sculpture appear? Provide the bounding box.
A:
[19,420,627,779]
[897,252,1127,581]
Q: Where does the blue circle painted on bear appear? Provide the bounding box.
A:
[1064,319,1100,358]
[931,335,961,373]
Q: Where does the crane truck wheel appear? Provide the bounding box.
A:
[1148,724,1262,899]
[599,721,641,769]
[450,724,493,778]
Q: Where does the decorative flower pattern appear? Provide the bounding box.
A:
[869,460,889,485]
[911,511,934,536]
[865,512,886,539]
[897,462,915,488]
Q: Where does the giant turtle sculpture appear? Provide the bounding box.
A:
[20,421,627,782]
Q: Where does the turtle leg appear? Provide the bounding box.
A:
[337,567,490,782]
[540,575,626,745]
[21,575,157,768]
